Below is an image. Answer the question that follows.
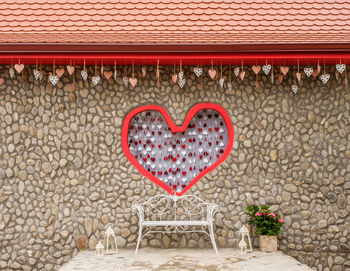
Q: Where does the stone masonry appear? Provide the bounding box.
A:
[0,64,349,270]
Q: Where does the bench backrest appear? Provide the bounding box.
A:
[140,195,210,221]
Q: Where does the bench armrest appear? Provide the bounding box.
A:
[132,204,144,224]
[207,203,220,222]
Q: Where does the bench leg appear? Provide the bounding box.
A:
[135,225,143,255]
[209,222,218,254]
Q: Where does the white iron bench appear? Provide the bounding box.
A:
[132,195,220,255]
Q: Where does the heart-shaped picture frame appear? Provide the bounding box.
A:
[122,103,234,196]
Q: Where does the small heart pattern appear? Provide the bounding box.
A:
[81,70,88,81]
[92,76,100,86]
[262,65,271,75]
[122,103,234,196]
[194,66,203,77]
[239,71,245,81]
[280,66,289,76]
[336,64,346,74]
[178,71,184,81]
[303,67,313,77]
[291,85,298,94]
[320,74,330,84]
[49,75,59,86]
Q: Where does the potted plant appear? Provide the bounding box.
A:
[246,205,284,252]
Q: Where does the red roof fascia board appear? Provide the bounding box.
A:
[0,52,350,66]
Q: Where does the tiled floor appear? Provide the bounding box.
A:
[59,248,313,271]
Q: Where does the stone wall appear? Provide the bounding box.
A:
[0,64,349,271]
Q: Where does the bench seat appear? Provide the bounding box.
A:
[143,220,209,227]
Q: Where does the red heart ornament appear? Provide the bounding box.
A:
[104,71,113,80]
[122,103,234,196]
[66,65,75,75]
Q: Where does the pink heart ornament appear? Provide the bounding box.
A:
[280,66,289,76]
[208,69,216,79]
[14,64,24,74]
[252,65,261,75]
[56,68,65,78]
[66,65,75,75]
[104,71,113,80]
[172,74,178,83]
[129,77,138,87]
[296,72,301,83]
[239,71,245,81]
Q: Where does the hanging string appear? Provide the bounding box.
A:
[83,59,86,72]
[211,59,213,71]
[132,60,135,79]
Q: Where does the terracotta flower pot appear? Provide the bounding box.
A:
[259,235,277,252]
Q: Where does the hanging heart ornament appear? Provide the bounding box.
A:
[81,70,88,81]
[123,76,129,87]
[178,71,184,81]
[56,68,65,78]
[178,78,186,89]
[193,66,203,77]
[252,65,261,75]
[233,67,240,77]
[172,74,178,84]
[104,71,113,80]
[129,77,138,87]
[122,103,234,196]
[303,67,313,77]
[291,85,298,94]
[67,65,75,75]
[92,76,100,86]
[336,64,346,74]
[208,69,216,79]
[219,77,224,88]
[9,68,15,79]
[320,74,330,84]
[49,75,59,86]
[33,69,42,80]
[262,65,271,75]
[141,66,147,78]
[14,64,24,74]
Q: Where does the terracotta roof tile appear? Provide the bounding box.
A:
[0,0,349,44]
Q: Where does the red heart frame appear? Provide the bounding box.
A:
[121,103,234,196]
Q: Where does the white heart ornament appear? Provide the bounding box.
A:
[219,77,224,88]
[291,85,298,94]
[178,71,184,81]
[123,76,129,87]
[81,70,88,81]
[262,64,271,75]
[320,74,330,84]
[92,76,100,86]
[178,78,186,89]
[303,67,313,77]
[33,69,42,80]
[193,66,203,77]
[9,68,15,79]
[234,67,239,77]
[336,64,345,74]
[49,75,59,86]
[142,66,147,78]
